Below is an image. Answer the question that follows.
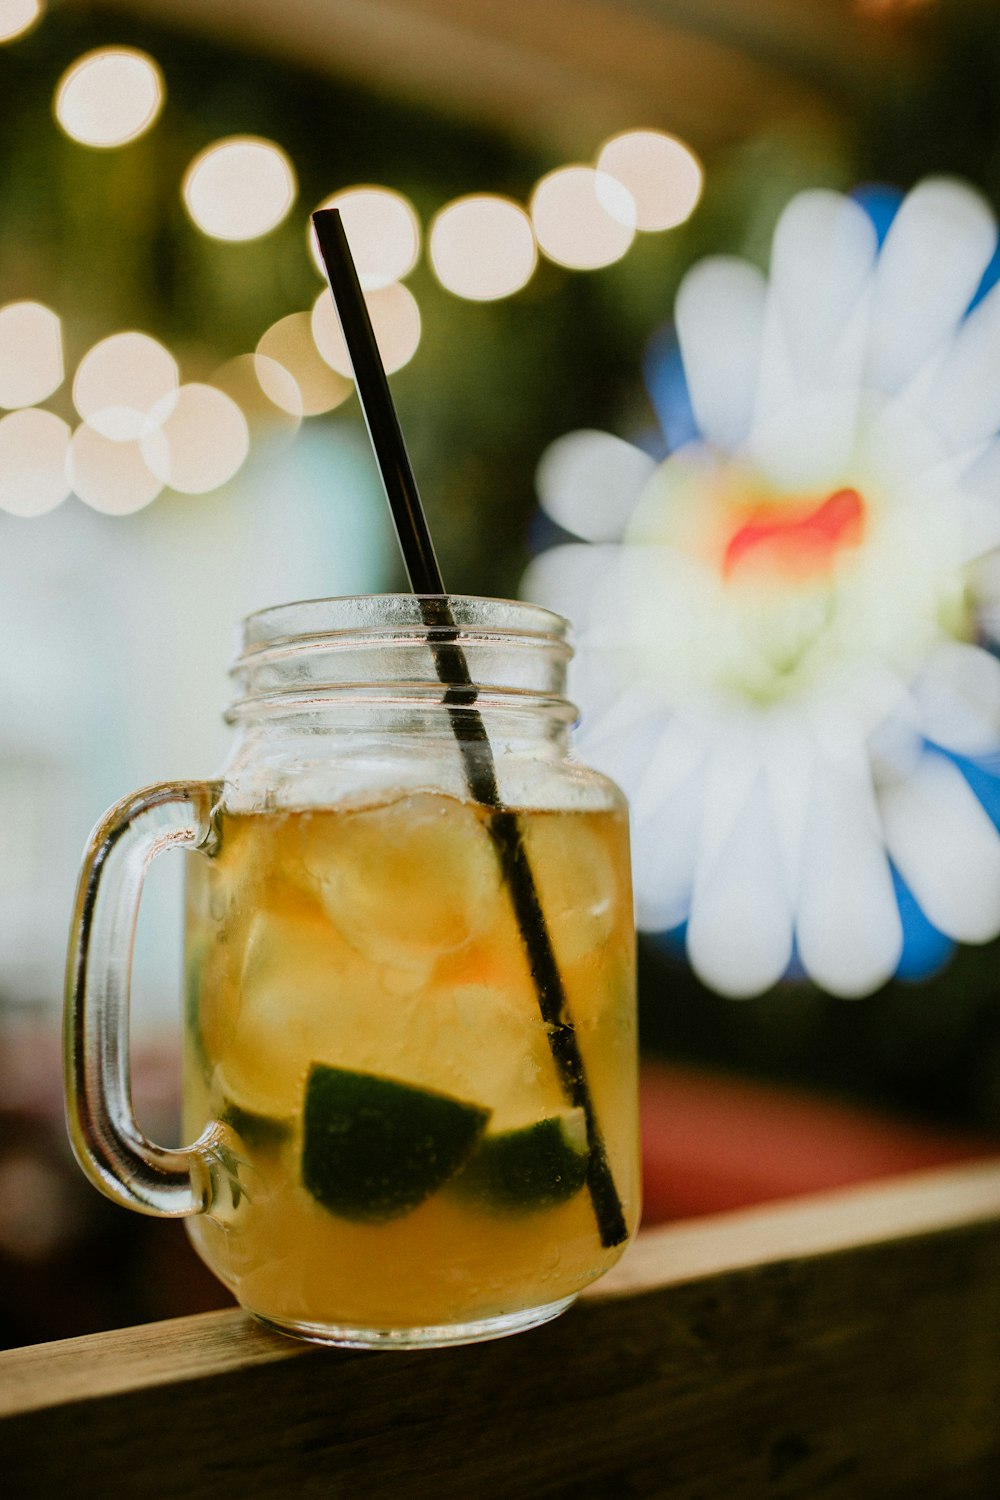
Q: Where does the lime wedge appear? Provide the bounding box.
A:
[450,1109,590,1214]
[220,1100,292,1151]
[302,1065,491,1223]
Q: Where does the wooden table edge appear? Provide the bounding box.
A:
[2,1154,999,1419]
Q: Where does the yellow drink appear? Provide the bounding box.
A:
[183,790,639,1342]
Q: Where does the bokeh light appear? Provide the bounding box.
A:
[54,48,164,149]
[0,302,63,409]
[72,332,178,441]
[0,409,71,517]
[183,137,297,242]
[251,350,306,418]
[141,383,249,494]
[429,195,537,301]
[211,354,302,442]
[0,0,42,45]
[308,186,420,289]
[69,424,164,514]
[256,313,352,416]
[530,166,636,269]
[311,284,421,376]
[596,130,703,232]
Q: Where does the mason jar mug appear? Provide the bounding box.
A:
[65,595,640,1348]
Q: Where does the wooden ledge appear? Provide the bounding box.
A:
[2,1159,1000,1497]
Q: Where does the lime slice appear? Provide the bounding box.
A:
[220,1100,292,1151]
[450,1109,590,1214]
[302,1065,491,1223]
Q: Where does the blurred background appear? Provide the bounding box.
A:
[4,0,1000,1348]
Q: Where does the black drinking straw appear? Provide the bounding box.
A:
[312,209,626,1248]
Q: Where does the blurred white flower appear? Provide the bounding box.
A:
[524,179,1000,998]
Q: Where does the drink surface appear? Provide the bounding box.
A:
[184,791,640,1335]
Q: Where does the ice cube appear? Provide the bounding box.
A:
[215,903,378,1117]
[391,980,566,1130]
[194,812,272,930]
[522,813,622,966]
[307,793,503,970]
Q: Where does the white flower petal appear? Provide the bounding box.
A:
[744,194,876,490]
[880,752,1000,942]
[695,723,765,875]
[520,541,616,628]
[748,387,862,493]
[911,641,1000,756]
[799,686,879,768]
[767,189,877,392]
[867,699,925,783]
[955,436,1000,561]
[687,773,793,997]
[856,391,950,489]
[536,430,655,542]
[591,534,724,702]
[525,177,1000,997]
[632,757,707,932]
[629,712,705,810]
[576,684,672,797]
[959,431,1000,493]
[864,178,996,395]
[795,759,902,997]
[760,711,815,900]
[956,491,1000,565]
[916,275,1000,456]
[674,256,767,451]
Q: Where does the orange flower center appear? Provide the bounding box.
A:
[722,488,865,581]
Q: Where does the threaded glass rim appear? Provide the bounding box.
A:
[227,594,574,721]
[235,594,570,666]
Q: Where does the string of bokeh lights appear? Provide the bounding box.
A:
[0,14,704,518]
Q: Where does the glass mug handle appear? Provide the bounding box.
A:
[65,779,224,1218]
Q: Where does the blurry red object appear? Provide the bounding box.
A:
[640,1061,998,1225]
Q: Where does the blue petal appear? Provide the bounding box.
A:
[653,920,688,959]
[966,235,1000,316]
[526,509,578,557]
[936,744,1000,831]
[631,423,669,463]
[643,327,700,452]
[851,183,903,249]
[852,181,999,318]
[783,935,808,984]
[890,862,955,982]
